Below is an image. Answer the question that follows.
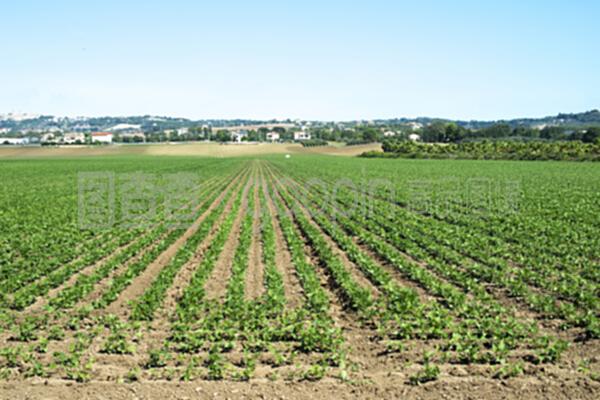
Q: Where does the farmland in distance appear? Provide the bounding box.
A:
[0,155,599,398]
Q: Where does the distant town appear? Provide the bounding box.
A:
[1,110,600,146]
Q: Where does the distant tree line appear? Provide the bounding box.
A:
[307,123,600,144]
[309,126,380,142]
[300,139,328,147]
[418,122,600,143]
[361,139,600,161]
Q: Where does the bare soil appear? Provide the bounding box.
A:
[0,143,382,158]
[259,170,305,309]
[244,181,265,300]
[203,172,254,301]
[2,378,598,400]
[1,160,599,400]
[103,174,243,318]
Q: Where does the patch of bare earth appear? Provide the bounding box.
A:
[138,171,249,356]
[203,170,254,301]
[244,176,265,300]
[2,378,599,400]
[259,167,305,309]
[101,171,246,319]
[276,170,438,305]
[266,165,380,299]
[267,173,418,383]
[0,142,380,158]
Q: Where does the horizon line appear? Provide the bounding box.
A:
[2,108,599,124]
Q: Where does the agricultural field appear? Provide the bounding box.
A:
[0,155,599,399]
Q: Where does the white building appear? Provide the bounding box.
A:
[176,127,189,136]
[294,131,311,141]
[231,130,248,143]
[266,132,280,142]
[408,122,423,130]
[384,131,396,137]
[0,137,29,145]
[408,133,421,142]
[63,132,86,144]
[91,132,113,144]
[41,133,58,144]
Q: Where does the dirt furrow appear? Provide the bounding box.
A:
[265,164,381,299]
[276,166,581,341]
[102,172,246,318]
[203,168,254,301]
[244,172,265,300]
[269,166,438,305]
[264,171,387,375]
[259,165,305,309]
[22,176,225,317]
[153,171,249,321]
[22,237,130,315]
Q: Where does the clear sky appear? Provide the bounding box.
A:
[1,0,599,121]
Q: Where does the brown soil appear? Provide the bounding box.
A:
[350,179,589,332]
[0,143,381,158]
[268,166,600,381]
[265,164,381,299]
[23,176,225,317]
[2,160,599,399]
[102,172,245,318]
[11,232,113,305]
[135,171,251,359]
[275,169,438,305]
[259,168,305,309]
[2,378,598,400]
[203,170,254,301]
[22,236,125,315]
[244,179,265,300]
[155,172,248,320]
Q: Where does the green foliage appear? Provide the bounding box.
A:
[101,331,136,355]
[300,139,328,147]
[372,139,600,161]
[0,155,597,384]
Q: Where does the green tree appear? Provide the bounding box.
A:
[444,123,467,142]
[482,123,512,138]
[540,126,565,140]
[421,122,446,142]
[582,127,600,143]
[214,130,231,142]
[363,128,378,142]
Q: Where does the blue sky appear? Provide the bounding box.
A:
[1,1,599,120]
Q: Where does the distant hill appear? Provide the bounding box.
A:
[1,110,599,134]
[372,110,600,129]
[466,109,600,129]
[0,115,288,134]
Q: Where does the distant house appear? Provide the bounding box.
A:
[232,130,248,143]
[384,131,396,137]
[266,132,280,142]
[408,133,421,142]
[294,131,311,141]
[41,133,58,144]
[63,132,86,144]
[407,122,423,131]
[0,137,29,145]
[91,132,113,144]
